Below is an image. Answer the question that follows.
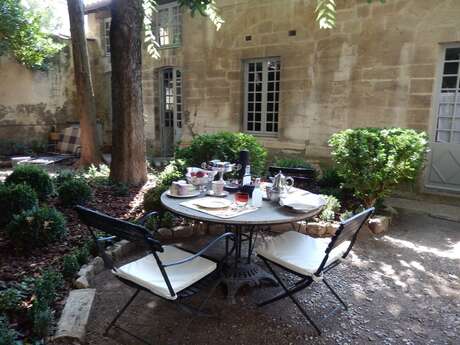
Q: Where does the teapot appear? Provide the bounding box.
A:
[267,171,294,202]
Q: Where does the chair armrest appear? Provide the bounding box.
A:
[162,232,235,267]
[136,211,159,226]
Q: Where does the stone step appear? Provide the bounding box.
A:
[53,289,96,345]
[386,197,460,222]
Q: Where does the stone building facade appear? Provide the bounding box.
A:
[87,0,460,195]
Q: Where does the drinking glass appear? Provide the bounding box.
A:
[235,192,249,208]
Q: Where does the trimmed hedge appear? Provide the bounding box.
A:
[5,165,53,200]
[57,178,92,206]
[7,207,67,250]
[0,183,38,227]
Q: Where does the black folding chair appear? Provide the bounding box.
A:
[256,207,374,335]
[75,206,235,344]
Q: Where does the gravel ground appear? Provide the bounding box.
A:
[85,212,460,345]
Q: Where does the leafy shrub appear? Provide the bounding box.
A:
[57,178,92,206]
[0,288,23,314]
[33,270,63,307]
[143,183,169,213]
[274,157,314,169]
[175,132,267,176]
[111,181,129,196]
[329,128,428,207]
[30,299,53,338]
[5,165,53,200]
[53,169,76,187]
[75,245,90,266]
[318,195,341,222]
[0,315,18,345]
[82,164,111,186]
[7,207,67,250]
[62,254,79,279]
[0,183,38,227]
[317,167,344,189]
[143,160,186,213]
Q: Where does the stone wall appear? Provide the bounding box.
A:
[141,0,459,162]
[0,44,77,152]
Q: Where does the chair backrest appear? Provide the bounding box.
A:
[75,206,177,298]
[315,207,374,275]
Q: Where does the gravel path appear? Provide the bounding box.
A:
[86,212,460,345]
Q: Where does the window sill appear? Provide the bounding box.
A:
[158,44,181,50]
[245,131,279,139]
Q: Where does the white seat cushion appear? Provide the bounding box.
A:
[113,245,217,300]
[256,231,349,277]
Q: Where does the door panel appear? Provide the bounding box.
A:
[426,46,460,193]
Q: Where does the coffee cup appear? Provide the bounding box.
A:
[212,180,225,195]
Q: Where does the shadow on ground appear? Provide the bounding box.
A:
[85,212,460,345]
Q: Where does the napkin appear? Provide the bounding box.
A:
[279,192,326,212]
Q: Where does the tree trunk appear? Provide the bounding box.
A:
[109,0,147,185]
[67,0,101,166]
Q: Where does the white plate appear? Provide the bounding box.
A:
[166,190,201,198]
[194,197,232,209]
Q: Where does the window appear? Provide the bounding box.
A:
[435,46,460,144]
[154,2,182,48]
[244,58,280,135]
[103,17,111,56]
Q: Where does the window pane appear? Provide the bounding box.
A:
[267,113,273,121]
[436,131,450,143]
[248,123,254,131]
[444,62,459,75]
[446,48,460,61]
[255,123,261,131]
[255,103,261,112]
[248,113,254,121]
[442,76,458,88]
[248,93,254,102]
[274,123,278,132]
[256,63,262,71]
[255,113,261,121]
[267,103,273,112]
[249,73,254,82]
[256,82,262,92]
[440,91,456,103]
[268,93,273,102]
[266,123,273,132]
[268,82,274,91]
[256,93,262,102]
[439,104,454,116]
[438,118,452,130]
[453,132,460,144]
[249,63,254,72]
[249,83,254,92]
[454,119,460,130]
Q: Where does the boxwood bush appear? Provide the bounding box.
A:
[57,178,92,206]
[5,165,53,200]
[7,207,67,250]
[175,132,267,176]
[329,128,428,207]
[0,183,38,227]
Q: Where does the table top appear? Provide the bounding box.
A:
[160,191,322,226]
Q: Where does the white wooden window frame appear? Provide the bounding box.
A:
[433,44,460,144]
[154,1,182,48]
[103,17,111,56]
[244,58,280,136]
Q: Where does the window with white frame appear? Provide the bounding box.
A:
[435,46,460,144]
[244,58,280,134]
[154,1,182,48]
[103,17,111,56]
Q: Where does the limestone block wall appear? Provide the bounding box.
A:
[142,0,460,160]
[0,44,77,151]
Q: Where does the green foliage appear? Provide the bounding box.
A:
[0,0,63,69]
[57,178,92,207]
[5,165,53,200]
[329,128,428,207]
[33,269,63,306]
[0,315,18,345]
[75,245,90,266]
[53,169,76,187]
[111,181,129,197]
[0,288,23,314]
[143,183,170,213]
[176,132,267,176]
[7,206,67,250]
[161,211,175,228]
[318,194,341,222]
[0,183,38,227]
[62,254,79,279]
[82,164,111,186]
[30,299,53,338]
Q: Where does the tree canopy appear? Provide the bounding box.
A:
[0,0,63,69]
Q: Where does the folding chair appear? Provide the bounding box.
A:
[75,206,235,344]
[256,207,374,335]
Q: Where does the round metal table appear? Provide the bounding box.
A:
[161,191,322,302]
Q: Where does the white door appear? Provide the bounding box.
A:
[426,45,460,193]
[159,68,182,157]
